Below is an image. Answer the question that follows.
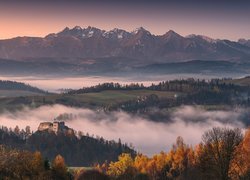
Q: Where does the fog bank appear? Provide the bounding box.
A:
[0,105,245,156]
[0,74,229,92]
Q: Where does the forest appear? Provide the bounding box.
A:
[0,80,46,94]
[1,78,250,114]
[1,126,250,180]
[66,79,250,113]
[0,125,135,167]
[67,79,245,94]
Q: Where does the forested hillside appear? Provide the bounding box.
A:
[0,125,135,166]
[66,80,250,112]
[1,78,250,114]
[0,80,46,94]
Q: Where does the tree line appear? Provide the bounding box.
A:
[68,82,145,94]
[0,80,47,94]
[93,127,250,180]
[1,126,249,179]
[0,125,136,167]
[67,80,250,111]
[67,79,248,95]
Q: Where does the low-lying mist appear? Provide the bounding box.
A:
[0,73,230,92]
[0,105,246,156]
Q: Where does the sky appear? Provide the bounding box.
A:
[0,0,250,40]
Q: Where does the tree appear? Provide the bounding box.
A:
[14,125,20,135]
[134,154,149,174]
[77,131,83,138]
[0,146,48,179]
[231,128,250,179]
[25,126,31,135]
[199,127,243,180]
[31,151,44,175]
[51,154,69,180]
[107,153,135,177]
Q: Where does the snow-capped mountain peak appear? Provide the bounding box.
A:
[102,28,130,39]
[1,25,250,64]
[73,26,82,30]
[132,27,151,35]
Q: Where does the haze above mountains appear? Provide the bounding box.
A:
[0,26,250,76]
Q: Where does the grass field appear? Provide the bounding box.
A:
[0,89,181,111]
[71,90,179,105]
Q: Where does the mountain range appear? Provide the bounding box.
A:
[0,26,250,76]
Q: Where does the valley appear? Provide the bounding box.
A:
[2,0,250,179]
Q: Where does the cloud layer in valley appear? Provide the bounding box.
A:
[0,105,246,156]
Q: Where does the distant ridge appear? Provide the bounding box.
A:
[0,80,46,94]
[0,26,250,63]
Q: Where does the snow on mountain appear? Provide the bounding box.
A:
[132,27,151,35]
[1,26,250,63]
[238,39,250,48]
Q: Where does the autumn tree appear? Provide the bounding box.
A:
[30,151,45,177]
[134,154,149,174]
[0,145,53,180]
[239,128,250,178]
[230,127,250,179]
[198,127,243,180]
[51,154,69,180]
[95,161,109,174]
[157,136,197,179]
[107,153,136,178]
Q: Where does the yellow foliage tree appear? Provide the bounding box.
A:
[107,153,134,177]
[134,154,149,174]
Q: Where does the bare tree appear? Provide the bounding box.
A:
[199,127,243,180]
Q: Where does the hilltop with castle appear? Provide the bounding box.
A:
[38,120,74,135]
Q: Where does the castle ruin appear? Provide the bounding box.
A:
[38,121,73,134]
